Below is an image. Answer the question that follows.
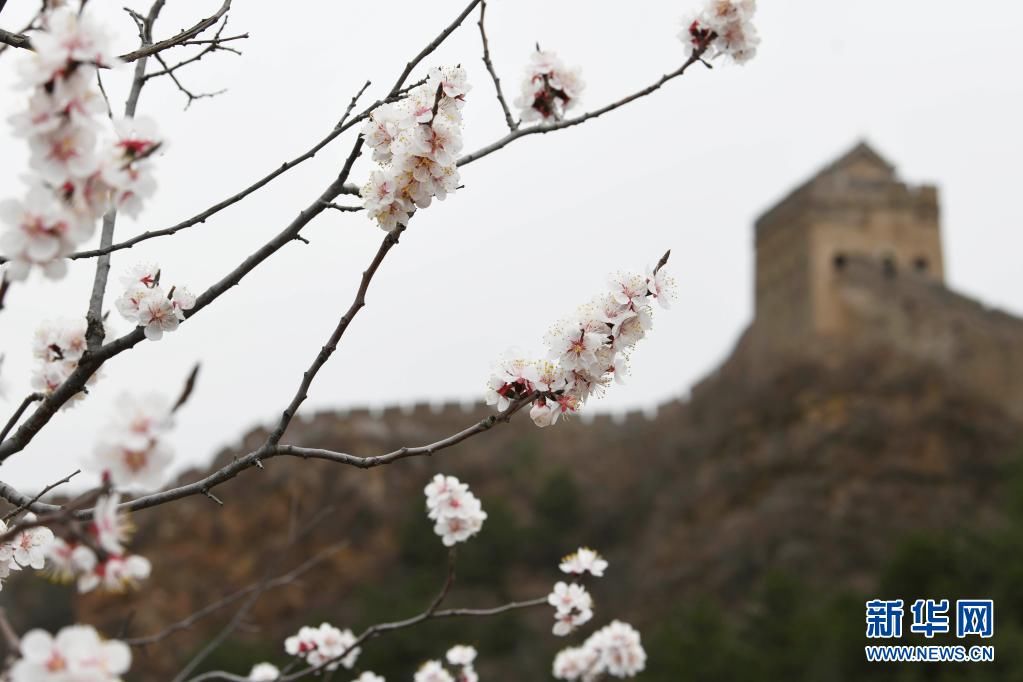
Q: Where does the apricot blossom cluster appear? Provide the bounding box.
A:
[485,265,674,427]
[679,0,759,64]
[1,5,162,280]
[361,67,469,231]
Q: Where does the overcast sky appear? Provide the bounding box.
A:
[0,0,1021,491]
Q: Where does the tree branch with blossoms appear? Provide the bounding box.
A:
[0,0,761,679]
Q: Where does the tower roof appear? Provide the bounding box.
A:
[755,140,906,233]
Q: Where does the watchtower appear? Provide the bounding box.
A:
[753,142,943,341]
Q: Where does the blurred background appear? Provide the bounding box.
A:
[1,0,1022,679]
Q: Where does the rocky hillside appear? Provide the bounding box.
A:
[3,338,1022,680]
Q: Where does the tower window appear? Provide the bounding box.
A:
[913,256,929,273]
[833,253,847,270]
[882,255,897,278]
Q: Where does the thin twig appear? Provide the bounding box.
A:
[458,49,711,167]
[265,224,405,448]
[337,80,371,128]
[477,0,516,130]
[85,0,163,351]
[1,470,79,522]
[0,393,43,443]
[171,509,336,681]
[126,544,340,646]
[172,363,201,412]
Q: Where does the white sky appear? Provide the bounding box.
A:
[0,0,1021,491]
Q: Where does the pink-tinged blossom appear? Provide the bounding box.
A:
[646,266,675,309]
[76,553,151,594]
[0,516,55,571]
[530,398,560,428]
[89,393,175,490]
[361,103,406,163]
[248,662,281,681]
[18,6,120,87]
[285,623,360,671]
[560,547,609,577]
[484,357,537,410]
[5,5,160,282]
[10,625,131,682]
[679,0,759,64]
[28,123,97,183]
[115,264,193,340]
[552,645,600,681]
[446,644,478,682]
[548,581,594,636]
[360,66,468,231]
[424,474,487,546]
[586,621,647,677]
[486,264,672,427]
[29,317,97,406]
[128,298,166,337]
[91,493,131,555]
[0,188,86,281]
[515,49,584,123]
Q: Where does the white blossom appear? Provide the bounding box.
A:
[361,66,468,231]
[548,581,594,636]
[414,661,455,682]
[91,493,131,555]
[351,674,385,682]
[679,0,759,64]
[425,474,487,546]
[76,553,151,593]
[10,625,131,682]
[560,547,608,578]
[486,264,674,426]
[248,662,281,681]
[3,4,161,281]
[285,623,360,671]
[552,645,600,681]
[515,49,584,123]
[446,644,477,667]
[114,263,193,340]
[89,392,175,490]
[28,317,97,406]
[0,188,84,281]
[0,516,55,570]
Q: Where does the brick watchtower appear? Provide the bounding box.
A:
[753,142,943,342]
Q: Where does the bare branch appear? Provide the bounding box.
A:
[117,392,536,515]
[654,248,671,273]
[459,50,710,167]
[477,0,517,130]
[0,607,20,654]
[0,0,529,468]
[388,0,482,96]
[170,509,337,681]
[0,26,28,51]
[126,544,340,647]
[337,79,371,128]
[172,363,201,412]
[0,393,44,443]
[0,275,10,311]
[265,215,405,448]
[0,0,231,63]
[320,201,363,213]
[85,0,164,350]
[1,469,79,522]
